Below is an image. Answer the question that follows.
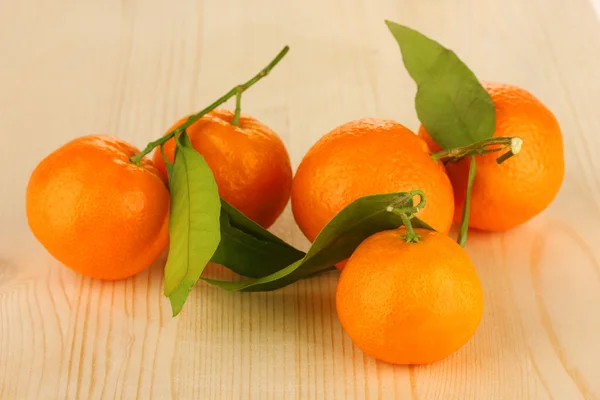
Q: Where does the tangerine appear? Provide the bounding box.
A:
[26,135,170,280]
[418,82,565,231]
[152,109,292,229]
[291,118,454,257]
[336,228,484,365]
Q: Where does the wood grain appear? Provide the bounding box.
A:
[1,0,600,398]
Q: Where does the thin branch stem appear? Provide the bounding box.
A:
[431,136,522,164]
[410,189,426,211]
[495,150,515,164]
[389,206,420,217]
[386,189,427,244]
[231,87,243,127]
[400,213,420,243]
[457,156,477,247]
[130,45,290,165]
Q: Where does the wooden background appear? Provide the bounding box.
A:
[1,0,600,398]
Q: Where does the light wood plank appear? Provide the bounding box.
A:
[1,0,599,398]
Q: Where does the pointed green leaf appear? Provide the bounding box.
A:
[166,284,193,317]
[220,200,297,248]
[385,20,495,149]
[203,192,434,292]
[163,131,221,316]
[210,200,306,278]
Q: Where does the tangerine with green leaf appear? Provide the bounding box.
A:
[336,227,485,365]
[153,108,293,229]
[291,118,454,269]
[419,81,565,231]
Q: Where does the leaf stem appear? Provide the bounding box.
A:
[129,45,290,165]
[431,136,523,164]
[231,87,243,127]
[457,156,477,247]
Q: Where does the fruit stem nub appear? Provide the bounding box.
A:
[129,45,290,166]
[386,189,427,244]
[496,137,523,164]
[399,213,420,243]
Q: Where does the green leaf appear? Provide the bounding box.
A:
[163,131,221,316]
[385,20,496,149]
[203,192,434,292]
[210,199,306,278]
[167,285,193,317]
[220,200,296,248]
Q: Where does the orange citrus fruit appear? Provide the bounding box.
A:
[336,228,484,365]
[419,81,565,231]
[26,135,170,280]
[291,118,454,256]
[152,108,293,229]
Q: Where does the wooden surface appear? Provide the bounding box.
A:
[1,0,600,398]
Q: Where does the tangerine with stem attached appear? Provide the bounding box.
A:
[336,226,485,365]
[419,81,565,231]
[26,135,170,280]
[152,108,293,229]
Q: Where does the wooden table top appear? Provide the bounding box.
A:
[2,0,600,398]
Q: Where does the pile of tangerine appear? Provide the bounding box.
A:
[25,80,564,365]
